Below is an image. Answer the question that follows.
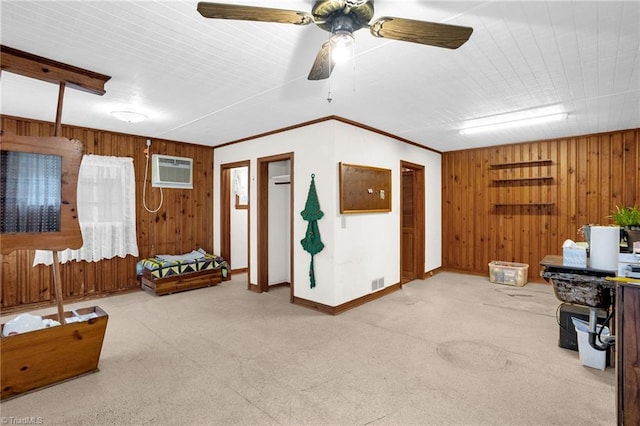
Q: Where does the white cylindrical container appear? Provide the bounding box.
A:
[589,226,619,271]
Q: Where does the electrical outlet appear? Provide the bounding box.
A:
[380,190,385,199]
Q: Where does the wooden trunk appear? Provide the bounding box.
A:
[141,268,222,296]
[1,306,108,400]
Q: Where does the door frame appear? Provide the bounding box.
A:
[220,160,250,289]
[400,160,425,284]
[257,152,294,301]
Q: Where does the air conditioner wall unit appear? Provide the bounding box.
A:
[152,154,193,189]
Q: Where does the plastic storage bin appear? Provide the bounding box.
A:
[488,261,529,286]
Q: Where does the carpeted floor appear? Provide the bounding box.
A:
[0,272,616,425]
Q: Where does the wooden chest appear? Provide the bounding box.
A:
[141,267,222,296]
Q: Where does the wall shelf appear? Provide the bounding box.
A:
[490,161,554,208]
[494,203,555,207]
[492,176,553,183]
[489,159,552,169]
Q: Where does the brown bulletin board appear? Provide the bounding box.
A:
[339,162,391,214]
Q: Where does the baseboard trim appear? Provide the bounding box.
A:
[423,266,443,277]
[293,282,402,315]
[291,296,334,315]
[247,281,290,293]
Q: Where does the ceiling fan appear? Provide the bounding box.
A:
[197,0,473,80]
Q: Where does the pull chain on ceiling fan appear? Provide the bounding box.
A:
[197,0,473,81]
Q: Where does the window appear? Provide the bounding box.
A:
[34,155,139,265]
[0,151,61,233]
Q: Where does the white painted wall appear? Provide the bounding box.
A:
[213,119,441,307]
[230,166,248,270]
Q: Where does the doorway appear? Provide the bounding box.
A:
[400,161,425,284]
[257,153,294,301]
[220,160,250,289]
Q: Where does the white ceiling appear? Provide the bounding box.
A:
[1,1,639,152]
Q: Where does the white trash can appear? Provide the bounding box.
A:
[571,317,609,370]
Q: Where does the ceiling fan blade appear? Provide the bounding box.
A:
[308,40,335,81]
[197,2,314,25]
[369,17,473,49]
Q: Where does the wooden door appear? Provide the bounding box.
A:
[400,162,425,284]
[402,169,416,282]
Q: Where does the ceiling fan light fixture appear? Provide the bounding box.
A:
[110,110,148,123]
[196,1,473,81]
[330,30,354,63]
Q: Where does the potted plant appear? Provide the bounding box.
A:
[610,205,640,249]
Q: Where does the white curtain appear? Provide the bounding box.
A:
[34,155,139,265]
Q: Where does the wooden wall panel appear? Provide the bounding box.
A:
[443,128,640,281]
[1,116,214,311]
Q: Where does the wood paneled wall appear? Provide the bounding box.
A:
[3,117,637,308]
[442,128,639,280]
[1,116,213,311]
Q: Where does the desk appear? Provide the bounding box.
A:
[540,255,639,425]
[616,281,640,425]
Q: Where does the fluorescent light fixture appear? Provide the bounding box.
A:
[111,110,148,123]
[459,109,568,135]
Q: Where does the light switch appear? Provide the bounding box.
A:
[380,190,385,199]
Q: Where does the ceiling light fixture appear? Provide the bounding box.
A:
[111,110,148,123]
[459,112,568,135]
[331,30,354,63]
[328,12,356,65]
